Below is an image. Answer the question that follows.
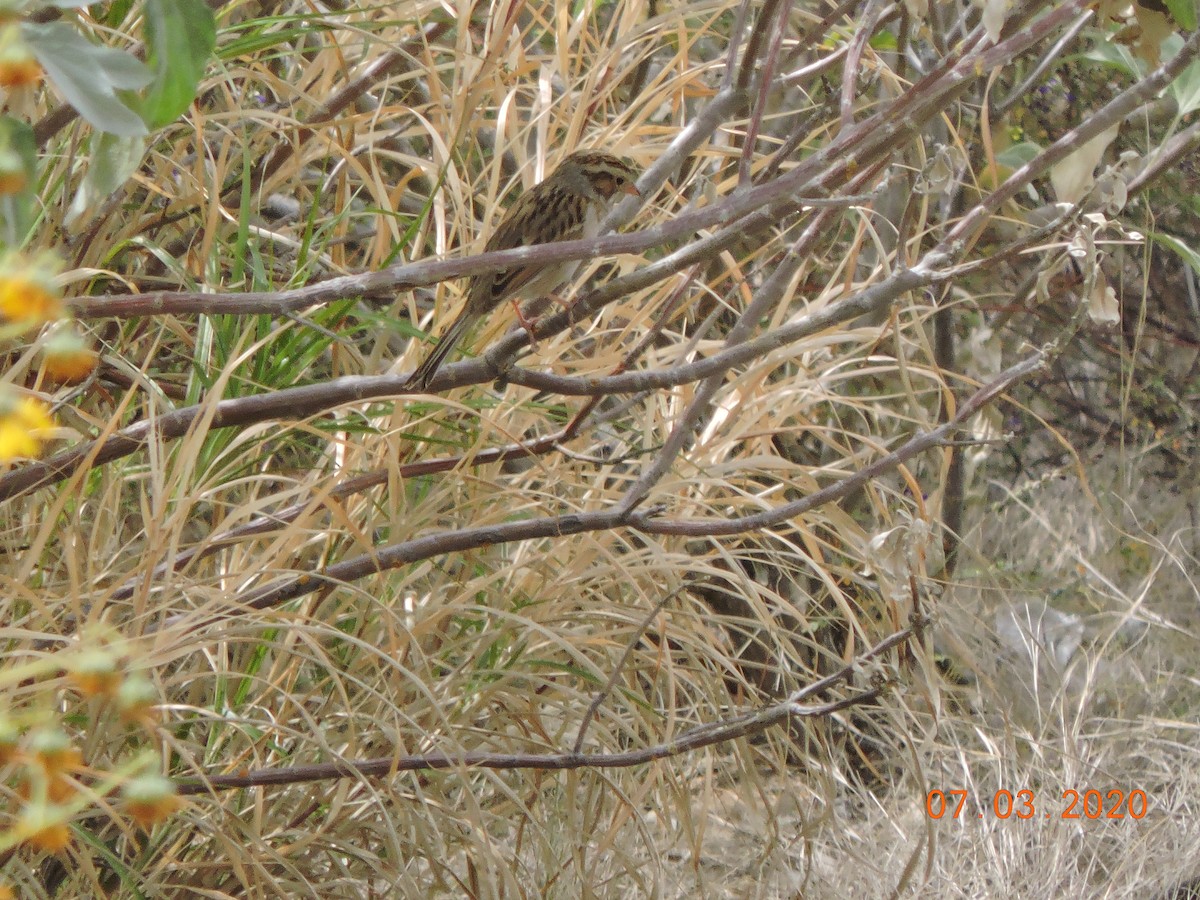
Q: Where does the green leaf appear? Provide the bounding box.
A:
[1162,34,1200,116]
[1151,232,1200,273]
[141,0,216,128]
[1165,0,1198,30]
[101,0,136,28]
[1084,41,1142,78]
[218,24,309,60]
[869,31,898,51]
[995,141,1042,168]
[20,21,150,136]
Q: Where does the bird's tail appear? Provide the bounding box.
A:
[406,312,475,390]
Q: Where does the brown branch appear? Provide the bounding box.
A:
[248,19,452,196]
[615,202,845,516]
[636,350,1047,536]
[107,420,595,602]
[174,624,915,796]
[69,4,1083,321]
[735,0,782,94]
[171,348,1046,622]
[7,2,1141,510]
[0,238,1041,505]
[943,22,1200,250]
[839,0,893,133]
[573,589,683,754]
[1126,118,1200,197]
[2,241,922,505]
[738,0,789,187]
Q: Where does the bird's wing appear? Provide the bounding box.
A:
[477,187,591,303]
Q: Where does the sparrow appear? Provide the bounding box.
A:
[406,150,641,390]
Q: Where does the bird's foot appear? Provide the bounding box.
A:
[509,299,540,350]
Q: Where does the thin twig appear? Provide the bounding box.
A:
[174,624,916,796]
[166,349,1048,621]
[574,588,683,753]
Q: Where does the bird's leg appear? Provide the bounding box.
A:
[509,292,577,350]
[509,298,540,350]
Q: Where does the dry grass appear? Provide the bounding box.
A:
[2,1,1199,897]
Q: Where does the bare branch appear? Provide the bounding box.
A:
[174,625,915,796]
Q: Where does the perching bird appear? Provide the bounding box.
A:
[406,150,641,390]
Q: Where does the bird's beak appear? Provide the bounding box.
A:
[623,183,641,197]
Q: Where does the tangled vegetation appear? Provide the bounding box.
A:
[0,0,1198,896]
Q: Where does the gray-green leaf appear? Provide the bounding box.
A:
[0,115,36,246]
[65,131,146,227]
[21,21,150,137]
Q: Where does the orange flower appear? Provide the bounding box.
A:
[42,328,98,386]
[27,729,82,777]
[0,148,24,194]
[17,771,77,805]
[0,24,39,89]
[24,819,71,853]
[66,649,121,698]
[116,674,160,724]
[0,715,18,766]
[0,55,39,88]
[0,169,24,194]
[123,774,183,830]
[20,804,72,853]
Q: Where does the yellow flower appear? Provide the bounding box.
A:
[0,274,62,324]
[19,804,73,854]
[0,251,64,326]
[0,714,18,766]
[116,674,160,724]
[0,396,54,461]
[27,728,82,778]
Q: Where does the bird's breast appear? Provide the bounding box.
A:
[580,201,603,242]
